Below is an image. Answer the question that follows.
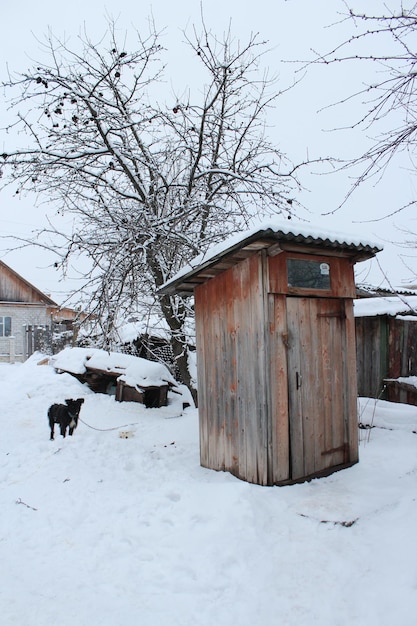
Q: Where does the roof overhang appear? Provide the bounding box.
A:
[159,224,382,296]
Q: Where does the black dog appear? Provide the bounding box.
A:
[48,398,85,440]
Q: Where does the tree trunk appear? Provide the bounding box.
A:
[158,290,198,406]
[171,333,198,407]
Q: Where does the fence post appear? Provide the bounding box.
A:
[26,325,33,359]
[9,336,15,364]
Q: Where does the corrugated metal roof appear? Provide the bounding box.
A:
[159,221,382,295]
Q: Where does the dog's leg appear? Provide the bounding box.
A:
[48,409,55,440]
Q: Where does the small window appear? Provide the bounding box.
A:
[287,259,331,290]
[0,316,12,337]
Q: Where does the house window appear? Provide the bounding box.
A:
[0,316,12,337]
[287,259,331,290]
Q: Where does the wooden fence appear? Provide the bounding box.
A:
[355,316,417,399]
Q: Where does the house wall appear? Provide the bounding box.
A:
[0,303,52,362]
[0,263,52,304]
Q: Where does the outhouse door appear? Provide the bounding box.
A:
[286,297,350,481]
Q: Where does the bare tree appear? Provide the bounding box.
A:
[0,20,298,398]
[310,1,417,211]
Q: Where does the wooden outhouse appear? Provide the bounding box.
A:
[160,222,381,485]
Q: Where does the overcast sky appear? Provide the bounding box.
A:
[1,0,416,302]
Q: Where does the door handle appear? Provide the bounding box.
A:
[296,371,302,390]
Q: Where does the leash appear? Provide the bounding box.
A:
[78,417,140,432]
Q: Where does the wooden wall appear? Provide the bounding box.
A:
[195,248,359,486]
[0,263,51,304]
[268,296,358,484]
[355,316,417,399]
[388,317,417,379]
[355,316,388,398]
[195,252,270,485]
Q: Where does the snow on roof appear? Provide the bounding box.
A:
[393,376,417,390]
[159,219,382,294]
[356,283,417,298]
[117,318,170,344]
[354,295,417,318]
[50,347,176,389]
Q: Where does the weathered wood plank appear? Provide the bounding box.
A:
[286,297,305,480]
[344,299,359,464]
[269,293,290,483]
[195,282,209,469]
[309,299,326,474]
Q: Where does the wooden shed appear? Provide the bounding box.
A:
[354,295,417,403]
[160,222,381,486]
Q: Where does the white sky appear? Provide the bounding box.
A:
[1,0,416,302]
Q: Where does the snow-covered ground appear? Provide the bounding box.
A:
[1,355,416,626]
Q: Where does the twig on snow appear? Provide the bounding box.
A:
[298,512,358,527]
[16,498,37,511]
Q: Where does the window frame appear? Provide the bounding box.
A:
[287,257,332,292]
[0,316,12,337]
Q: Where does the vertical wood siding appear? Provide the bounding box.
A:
[195,249,359,486]
[355,316,417,399]
[285,297,357,480]
[195,253,269,484]
[355,316,388,398]
[344,299,360,464]
[267,293,290,483]
[388,318,417,378]
[0,265,52,303]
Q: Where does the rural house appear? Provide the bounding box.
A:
[160,221,381,486]
[0,259,80,362]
